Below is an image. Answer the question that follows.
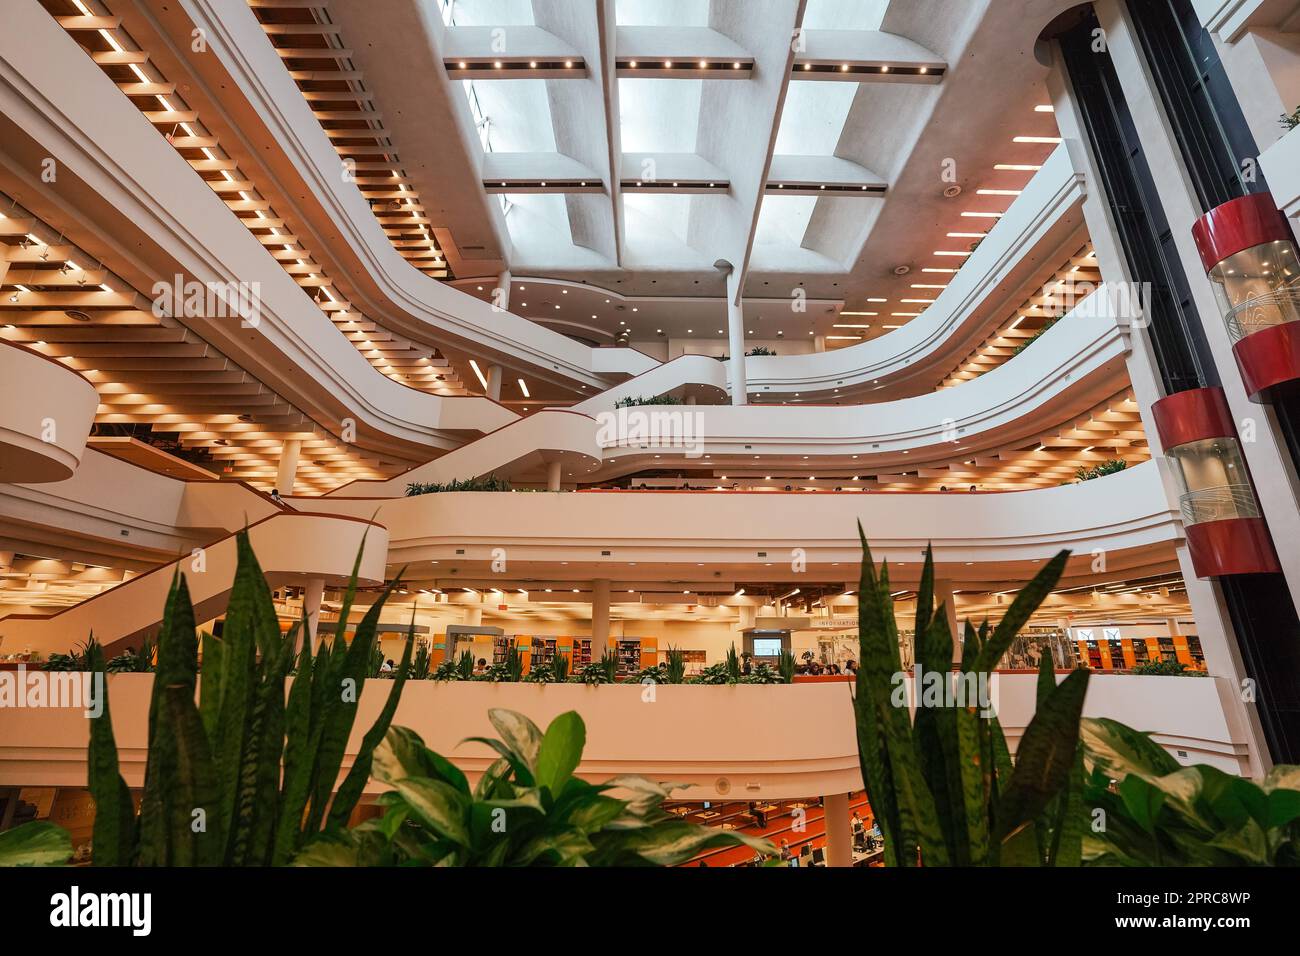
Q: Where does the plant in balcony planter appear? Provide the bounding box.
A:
[525,660,560,683]
[106,637,155,673]
[852,526,1090,866]
[725,644,742,682]
[431,659,463,681]
[1075,459,1127,482]
[40,636,101,672]
[746,346,777,356]
[1130,659,1201,677]
[552,651,571,683]
[64,529,415,867]
[740,662,782,685]
[1281,105,1300,131]
[614,394,682,408]
[405,475,511,496]
[456,649,475,680]
[576,660,612,685]
[293,709,775,866]
[778,648,797,684]
[408,644,431,681]
[692,662,732,685]
[665,646,687,684]
[1081,718,1300,865]
[629,663,668,684]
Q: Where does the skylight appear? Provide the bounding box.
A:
[615,0,709,27]
[802,0,889,31]
[754,195,817,248]
[619,78,702,153]
[461,79,557,152]
[442,0,536,27]
[774,81,858,155]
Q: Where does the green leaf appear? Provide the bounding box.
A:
[536,711,586,795]
[487,708,544,774]
[328,618,416,830]
[974,550,1069,672]
[86,645,135,867]
[993,668,1089,845]
[1118,774,1166,833]
[393,777,471,846]
[1081,717,1181,780]
[0,821,72,867]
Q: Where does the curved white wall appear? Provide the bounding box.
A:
[0,673,1251,794]
[0,342,98,484]
[0,512,388,656]
[308,460,1181,571]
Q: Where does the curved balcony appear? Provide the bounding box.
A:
[0,340,98,483]
[0,512,387,657]
[0,672,1252,792]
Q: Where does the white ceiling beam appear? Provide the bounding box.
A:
[621,152,729,185]
[793,29,947,81]
[482,152,604,184]
[690,0,807,304]
[615,25,753,60]
[767,155,888,194]
[442,25,582,60]
[597,0,625,266]
[526,2,618,264]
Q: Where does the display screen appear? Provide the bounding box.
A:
[752,637,783,657]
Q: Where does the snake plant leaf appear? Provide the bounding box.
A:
[136,569,198,866]
[993,668,1089,845]
[974,550,1069,672]
[536,710,585,796]
[211,530,269,855]
[0,821,72,867]
[914,543,935,645]
[959,620,981,671]
[912,610,965,862]
[954,701,989,864]
[271,639,320,865]
[162,684,221,866]
[1047,746,1087,866]
[198,631,224,743]
[328,621,416,830]
[1081,717,1181,780]
[1036,650,1057,707]
[228,634,293,865]
[305,575,403,834]
[393,777,471,846]
[86,645,135,867]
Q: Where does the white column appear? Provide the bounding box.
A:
[813,334,826,353]
[723,265,748,405]
[464,605,483,627]
[302,578,324,653]
[0,551,13,571]
[591,579,611,655]
[485,364,503,401]
[546,460,562,491]
[1049,44,1270,777]
[495,269,512,311]
[823,793,853,867]
[275,439,300,496]
[0,248,10,287]
[738,604,757,631]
